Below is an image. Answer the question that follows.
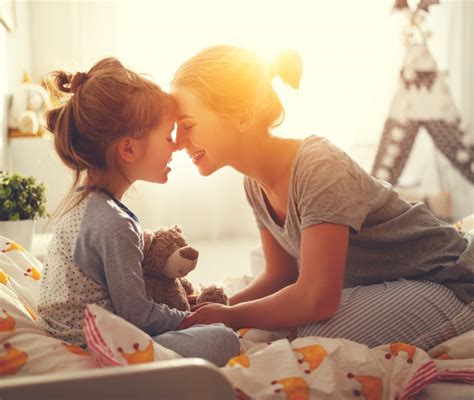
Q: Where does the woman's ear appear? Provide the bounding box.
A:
[117,137,140,163]
[237,110,254,133]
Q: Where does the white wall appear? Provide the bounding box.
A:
[1,0,33,170]
[0,27,7,170]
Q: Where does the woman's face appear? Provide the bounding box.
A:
[172,86,238,176]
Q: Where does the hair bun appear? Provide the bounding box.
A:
[70,72,88,93]
[273,50,303,89]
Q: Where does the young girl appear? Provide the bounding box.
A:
[172,45,474,350]
[38,57,239,366]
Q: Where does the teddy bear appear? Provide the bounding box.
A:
[8,74,50,135]
[142,225,228,312]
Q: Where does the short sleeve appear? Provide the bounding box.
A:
[294,138,373,233]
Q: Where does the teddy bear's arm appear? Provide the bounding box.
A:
[179,277,194,296]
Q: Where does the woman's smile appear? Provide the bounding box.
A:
[189,149,206,164]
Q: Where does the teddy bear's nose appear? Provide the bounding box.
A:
[180,247,199,261]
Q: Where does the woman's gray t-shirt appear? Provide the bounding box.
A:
[244,135,474,303]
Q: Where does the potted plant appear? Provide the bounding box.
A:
[0,171,47,250]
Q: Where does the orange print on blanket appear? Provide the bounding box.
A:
[23,267,41,280]
[385,342,416,363]
[0,271,8,284]
[237,328,251,338]
[117,340,154,364]
[1,242,25,253]
[436,351,452,360]
[347,373,383,400]
[271,377,309,400]
[0,309,15,333]
[0,343,28,375]
[62,342,90,356]
[227,354,250,368]
[293,344,328,374]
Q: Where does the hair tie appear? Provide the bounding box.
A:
[70,72,88,93]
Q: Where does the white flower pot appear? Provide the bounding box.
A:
[0,219,35,251]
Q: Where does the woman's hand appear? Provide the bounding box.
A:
[177,302,235,330]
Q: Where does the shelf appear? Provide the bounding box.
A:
[8,129,50,139]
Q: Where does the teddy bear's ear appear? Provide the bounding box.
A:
[142,230,154,256]
[171,224,183,234]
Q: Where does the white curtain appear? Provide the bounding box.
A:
[12,0,472,238]
[392,1,474,218]
[444,1,474,216]
[115,0,407,239]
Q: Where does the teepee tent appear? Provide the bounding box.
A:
[371,0,474,187]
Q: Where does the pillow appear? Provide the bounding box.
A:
[0,289,96,376]
[454,214,474,234]
[83,304,181,368]
[1,236,43,311]
[427,330,474,360]
[0,236,96,376]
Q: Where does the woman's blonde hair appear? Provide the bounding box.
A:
[44,57,175,217]
[172,45,302,129]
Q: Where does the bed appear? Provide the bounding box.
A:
[0,222,473,399]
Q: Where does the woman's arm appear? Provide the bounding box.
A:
[179,223,349,330]
[229,228,298,305]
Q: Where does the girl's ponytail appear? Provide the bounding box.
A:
[43,57,175,220]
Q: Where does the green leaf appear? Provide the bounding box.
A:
[0,171,48,221]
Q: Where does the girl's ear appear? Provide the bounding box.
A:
[117,137,140,163]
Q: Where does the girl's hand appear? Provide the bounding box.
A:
[177,303,235,330]
[187,294,198,305]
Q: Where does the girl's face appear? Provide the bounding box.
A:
[135,116,177,184]
[172,87,239,176]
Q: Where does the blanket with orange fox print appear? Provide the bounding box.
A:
[222,328,474,400]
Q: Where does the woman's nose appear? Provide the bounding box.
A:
[175,129,188,150]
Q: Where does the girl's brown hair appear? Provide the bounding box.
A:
[172,45,302,130]
[44,57,175,217]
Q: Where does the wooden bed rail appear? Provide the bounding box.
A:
[0,358,236,400]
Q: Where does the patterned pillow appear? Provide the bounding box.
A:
[83,304,181,367]
[0,236,96,376]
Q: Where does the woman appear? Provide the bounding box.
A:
[172,45,474,349]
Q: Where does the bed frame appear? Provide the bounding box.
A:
[0,358,236,400]
[1,356,473,399]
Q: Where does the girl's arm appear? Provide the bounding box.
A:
[229,228,298,305]
[75,216,188,336]
[180,223,349,330]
